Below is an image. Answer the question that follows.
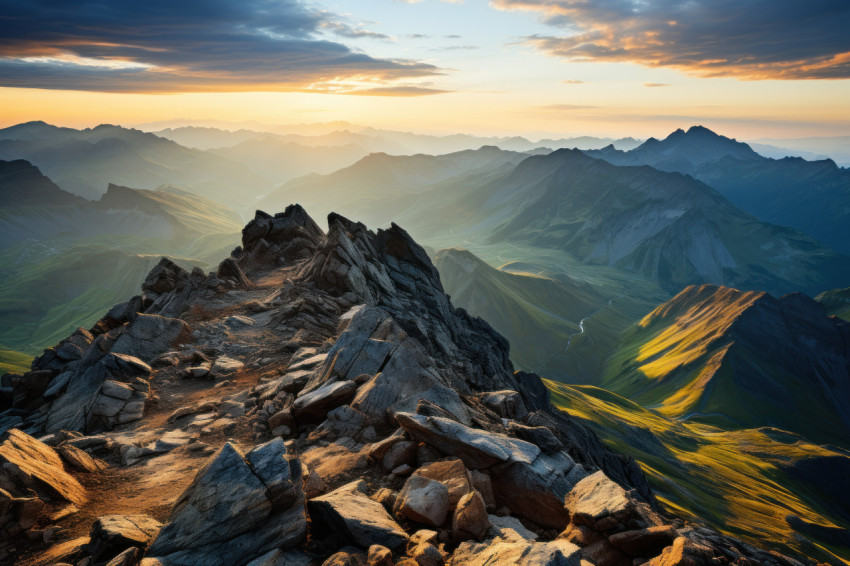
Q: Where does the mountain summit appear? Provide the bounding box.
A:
[0,206,809,565]
[614,126,762,170]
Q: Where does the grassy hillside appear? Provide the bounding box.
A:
[433,247,601,372]
[600,285,850,446]
[817,287,850,320]
[425,238,669,383]
[0,244,164,353]
[547,381,850,565]
[432,244,669,382]
[0,347,32,374]
[98,184,243,236]
[0,234,235,355]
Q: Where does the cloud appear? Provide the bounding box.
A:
[345,86,451,96]
[492,0,850,79]
[644,82,670,87]
[0,0,442,93]
[562,79,585,84]
[320,22,393,41]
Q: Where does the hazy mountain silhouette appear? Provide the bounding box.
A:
[396,148,850,296]
[0,122,272,211]
[587,126,850,255]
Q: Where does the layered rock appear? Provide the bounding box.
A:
[146,439,307,565]
[0,429,87,561]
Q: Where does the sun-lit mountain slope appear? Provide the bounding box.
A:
[602,284,850,446]
[547,381,850,566]
[0,347,31,374]
[97,184,243,237]
[817,287,850,321]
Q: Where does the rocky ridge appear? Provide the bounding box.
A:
[0,205,819,565]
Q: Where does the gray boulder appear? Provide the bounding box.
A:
[394,475,450,527]
[147,439,306,565]
[292,380,358,421]
[490,451,583,529]
[308,480,409,550]
[87,515,162,562]
[395,412,539,469]
[111,314,191,362]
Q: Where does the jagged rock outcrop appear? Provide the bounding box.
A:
[0,205,820,566]
[45,352,153,434]
[240,205,325,270]
[146,439,307,565]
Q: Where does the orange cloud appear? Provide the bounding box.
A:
[493,0,850,80]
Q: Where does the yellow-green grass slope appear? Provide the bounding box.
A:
[548,381,850,565]
[600,284,850,447]
[817,286,850,321]
[0,347,31,373]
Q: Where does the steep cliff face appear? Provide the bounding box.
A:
[0,207,813,566]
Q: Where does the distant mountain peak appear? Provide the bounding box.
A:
[0,158,85,207]
[585,125,761,172]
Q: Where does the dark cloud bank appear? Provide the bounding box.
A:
[0,0,442,93]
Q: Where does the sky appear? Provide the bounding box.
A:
[0,0,849,139]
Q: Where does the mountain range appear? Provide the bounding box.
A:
[259,146,529,228]
[2,120,850,564]
[390,147,850,297]
[0,122,272,211]
[586,126,850,256]
[0,160,240,357]
[153,123,643,156]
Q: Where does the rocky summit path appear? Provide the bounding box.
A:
[0,205,819,566]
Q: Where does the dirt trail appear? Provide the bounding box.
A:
[19,268,295,565]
